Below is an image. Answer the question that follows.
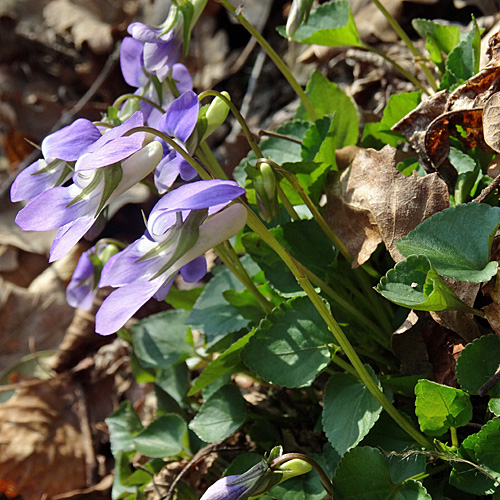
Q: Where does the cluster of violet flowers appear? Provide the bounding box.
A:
[11,0,248,336]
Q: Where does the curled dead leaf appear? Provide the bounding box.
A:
[483,91,500,152]
[325,145,449,266]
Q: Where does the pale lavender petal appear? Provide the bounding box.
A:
[154,150,180,194]
[200,476,247,500]
[154,179,245,213]
[128,22,162,43]
[120,37,146,88]
[49,215,96,262]
[178,158,197,181]
[76,136,145,171]
[95,279,162,335]
[143,37,180,74]
[41,119,101,161]
[180,255,206,283]
[153,275,176,301]
[10,159,69,202]
[158,90,198,142]
[100,236,158,287]
[15,185,99,232]
[66,251,95,310]
[171,63,193,94]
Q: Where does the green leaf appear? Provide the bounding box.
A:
[456,333,500,397]
[188,385,247,442]
[450,418,500,495]
[133,414,187,458]
[155,363,189,406]
[187,260,259,347]
[223,288,265,324]
[396,203,500,283]
[267,470,325,500]
[188,331,255,396]
[279,161,330,205]
[332,447,432,500]
[363,92,422,148]
[242,220,337,295]
[490,398,500,416]
[322,367,382,455]
[414,379,472,436]
[412,19,461,71]
[241,296,336,388]
[106,402,144,456]
[164,285,204,310]
[296,71,359,132]
[131,309,193,369]
[283,0,362,48]
[376,255,472,312]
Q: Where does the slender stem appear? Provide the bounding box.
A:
[368,0,438,91]
[125,126,211,180]
[331,355,358,378]
[112,93,166,113]
[199,90,262,158]
[271,454,333,498]
[214,243,274,314]
[301,266,391,350]
[217,0,318,121]
[362,45,430,95]
[450,427,459,450]
[198,141,228,180]
[244,206,435,450]
[274,163,393,334]
[259,129,304,145]
[277,184,300,221]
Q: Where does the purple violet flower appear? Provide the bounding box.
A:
[66,242,119,310]
[11,118,102,202]
[154,90,200,193]
[94,179,247,335]
[127,22,182,82]
[14,113,163,262]
[200,460,274,500]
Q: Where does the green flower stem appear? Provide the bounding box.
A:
[277,184,301,221]
[244,206,435,451]
[450,427,459,450]
[369,0,438,92]
[125,126,211,180]
[198,141,228,180]
[331,355,359,378]
[271,453,333,498]
[198,91,300,221]
[362,44,430,95]
[218,240,274,314]
[112,93,166,114]
[273,164,393,334]
[218,0,318,121]
[199,90,261,158]
[300,266,391,350]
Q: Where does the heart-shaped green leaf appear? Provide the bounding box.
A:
[376,255,474,312]
[397,203,500,283]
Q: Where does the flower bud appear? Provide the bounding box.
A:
[285,0,314,39]
[275,458,313,483]
[253,161,279,222]
[202,91,231,141]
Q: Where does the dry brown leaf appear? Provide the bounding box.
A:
[483,91,500,152]
[0,376,87,500]
[0,264,74,372]
[394,43,500,186]
[325,145,449,266]
[43,0,113,54]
